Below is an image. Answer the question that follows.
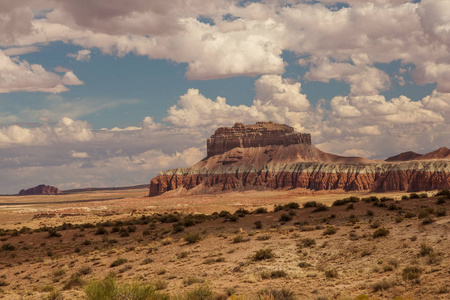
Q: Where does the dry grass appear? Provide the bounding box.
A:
[0,188,448,299]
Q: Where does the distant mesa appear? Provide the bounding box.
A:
[18,184,61,196]
[149,121,450,196]
[386,147,450,162]
[385,151,423,162]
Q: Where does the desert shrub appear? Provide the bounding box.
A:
[63,274,84,290]
[252,249,274,261]
[298,261,311,268]
[373,227,390,238]
[257,288,295,300]
[279,214,292,222]
[85,275,169,300]
[436,189,450,197]
[185,233,202,244]
[348,214,359,224]
[401,195,409,200]
[1,243,15,251]
[256,234,271,241]
[436,197,446,204]
[313,203,328,212]
[333,197,359,206]
[119,230,129,237]
[82,239,92,246]
[346,203,354,210]
[182,217,196,227]
[127,225,136,233]
[387,203,399,211]
[372,278,397,292]
[404,212,416,219]
[141,258,153,265]
[395,216,404,223]
[0,279,8,286]
[110,258,128,268]
[363,196,379,203]
[233,235,245,243]
[46,289,63,300]
[303,201,318,208]
[402,266,422,281]
[419,243,434,256]
[218,211,231,218]
[419,193,428,198]
[274,205,284,212]
[48,229,62,238]
[95,227,108,235]
[324,269,338,278]
[183,285,213,300]
[409,193,420,199]
[366,210,374,216]
[285,202,300,210]
[78,265,92,275]
[228,214,239,222]
[160,214,179,223]
[235,208,250,216]
[323,227,337,235]
[254,208,267,214]
[421,217,435,225]
[254,221,263,229]
[435,208,447,217]
[300,238,316,248]
[182,276,204,286]
[269,270,287,278]
[172,223,184,233]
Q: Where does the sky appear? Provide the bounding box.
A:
[0,0,449,194]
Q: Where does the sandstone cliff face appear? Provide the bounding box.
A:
[149,122,450,196]
[149,161,450,196]
[19,184,61,196]
[207,121,311,157]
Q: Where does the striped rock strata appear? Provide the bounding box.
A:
[149,122,450,196]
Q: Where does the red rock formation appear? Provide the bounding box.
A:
[19,184,61,196]
[207,121,311,157]
[149,122,450,196]
[386,151,422,162]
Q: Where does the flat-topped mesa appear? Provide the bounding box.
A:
[206,121,311,157]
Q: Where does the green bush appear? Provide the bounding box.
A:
[252,249,274,261]
[185,233,202,244]
[254,221,263,229]
[257,288,295,300]
[1,243,15,251]
[373,227,390,238]
[313,203,328,212]
[183,285,214,300]
[110,258,128,268]
[300,238,316,248]
[303,201,318,208]
[324,269,338,278]
[323,227,337,235]
[85,275,169,300]
[402,266,422,281]
[254,208,267,214]
[279,214,292,222]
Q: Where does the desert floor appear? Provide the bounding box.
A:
[0,188,448,300]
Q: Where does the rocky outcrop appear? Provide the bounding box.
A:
[207,121,311,157]
[149,122,450,196]
[19,184,61,196]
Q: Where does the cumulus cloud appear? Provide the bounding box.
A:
[0,50,83,93]
[0,0,447,88]
[67,49,91,62]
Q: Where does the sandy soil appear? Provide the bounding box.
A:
[0,188,448,300]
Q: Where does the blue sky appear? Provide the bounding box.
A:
[0,0,449,193]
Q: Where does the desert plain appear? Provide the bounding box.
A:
[0,187,448,300]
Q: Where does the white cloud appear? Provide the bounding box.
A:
[3,46,40,56]
[71,151,89,158]
[0,50,83,93]
[67,49,91,62]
